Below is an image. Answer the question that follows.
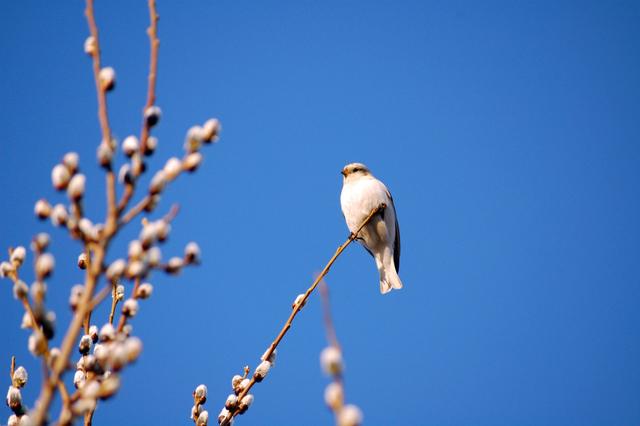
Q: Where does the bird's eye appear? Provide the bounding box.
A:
[353,168,359,173]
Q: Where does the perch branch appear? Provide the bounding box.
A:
[220,203,385,425]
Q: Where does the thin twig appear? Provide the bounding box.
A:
[319,280,341,352]
[10,355,15,382]
[220,204,385,425]
[139,0,159,154]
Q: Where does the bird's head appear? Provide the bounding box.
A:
[341,163,371,179]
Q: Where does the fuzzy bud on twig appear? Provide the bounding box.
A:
[324,382,343,410]
[79,334,92,355]
[145,136,158,155]
[196,410,209,426]
[35,253,55,278]
[99,66,116,91]
[183,152,203,172]
[89,325,99,343]
[225,394,238,410]
[12,366,28,388]
[6,386,22,413]
[78,253,88,269]
[238,394,254,413]
[184,242,201,264]
[106,259,126,281]
[84,36,97,55]
[28,332,47,356]
[320,346,343,376]
[63,152,79,174]
[99,323,116,342]
[194,384,207,404]
[97,144,114,168]
[32,233,50,252]
[163,157,182,181]
[135,282,153,299]
[149,170,167,194]
[338,404,363,426]
[202,118,221,143]
[10,246,26,267]
[166,257,183,274]
[185,126,204,153]
[144,106,162,127]
[51,204,68,226]
[12,280,28,300]
[124,337,142,362]
[122,298,139,317]
[253,360,271,382]
[67,174,86,200]
[34,199,52,219]
[52,164,71,190]
[122,136,139,157]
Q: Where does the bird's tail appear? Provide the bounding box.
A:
[377,249,403,294]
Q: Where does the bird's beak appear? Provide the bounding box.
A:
[341,170,347,177]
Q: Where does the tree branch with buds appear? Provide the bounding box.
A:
[215,204,385,426]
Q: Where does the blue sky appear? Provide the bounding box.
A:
[1,1,639,425]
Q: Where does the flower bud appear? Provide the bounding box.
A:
[239,394,253,413]
[156,221,170,241]
[7,415,18,426]
[109,343,128,371]
[79,334,92,355]
[84,36,97,55]
[118,163,134,185]
[69,284,84,311]
[12,280,28,300]
[253,360,271,382]
[147,246,161,267]
[124,336,142,362]
[6,386,22,412]
[34,199,52,219]
[122,136,139,157]
[67,174,86,201]
[10,246,26,267]
[28,332,47,356]
[116,284,125,301]
[73,370,86,389]
[99,66,116,91]
[166,257,183,274]
[292,293,306,309]
[78,252,88,269]
[122,323,133,337]
[225,394,238,410]
[183,152,203,172]
[126,260,146,278]
[144,106,162,127]
[98,374,120,399]
[32,232,50,252]
[21,312,33,329]
[89,325,99,343]
[338,404,363,426]
[149,170,167,194]
[194,384,207,404]
[35,253,55,278]
[196,410,209,426]
[145,136,158,155]
[99,323,116,342]
[231,375,243,392]
[51,204,68,226]
[202,118,221,143]
[324,382,343,409]
[52,164,71,190]
[218,408,231,424]
[184,242,201,264]
[97,144,114,168]
[135,282,153,299]
[0,261,14,278]
[184,126,204,152]
[163,157,182,181]
[12,367,28,389]
[63,152,79,174]
[106,259,126,281]
[122,298,139,317]
[320,346,343,376]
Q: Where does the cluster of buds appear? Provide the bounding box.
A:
[50,152,85,200]
[6,363,29,425]
[320,346,362,426]
[190,384,210,426]
[217,351,276,425]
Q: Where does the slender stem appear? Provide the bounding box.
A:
[220,204,385,425]
[10,356,15,382]
[139,0,159,154]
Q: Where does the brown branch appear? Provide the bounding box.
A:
[139,0,159,155]
[319,280,341,352]
[108,282,119,324]
[120,195,151,226]
[220,204,385,425]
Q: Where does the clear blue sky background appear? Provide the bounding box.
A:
[1,1,639,425]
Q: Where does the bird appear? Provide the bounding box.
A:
[340,163,403,294]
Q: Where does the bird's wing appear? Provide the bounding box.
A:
[385,189,401,273]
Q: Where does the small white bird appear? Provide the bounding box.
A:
[340,163,403,294]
